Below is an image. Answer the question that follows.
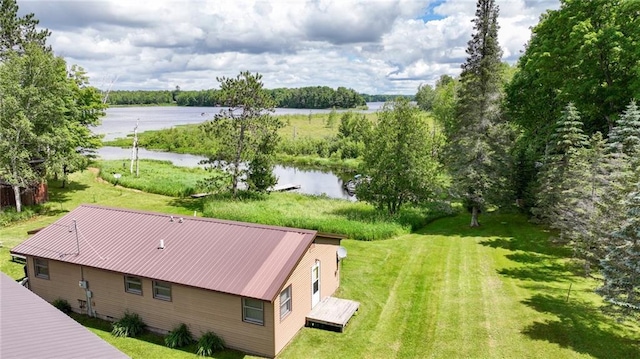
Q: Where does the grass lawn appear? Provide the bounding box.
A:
[1,170,638,358]
[280,214,640,358]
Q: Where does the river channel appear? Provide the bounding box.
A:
[94,105,382,200]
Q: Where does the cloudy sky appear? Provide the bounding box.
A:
[19,0,559,94]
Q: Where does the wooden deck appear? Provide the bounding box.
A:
[269,183,301,192]
[306,297,360,332]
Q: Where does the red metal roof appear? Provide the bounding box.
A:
[0,273,129,359]
[11,205,318,302]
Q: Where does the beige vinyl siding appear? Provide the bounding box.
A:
[26,257,276,358]
[27,258,86,309]
[273,240,341,355]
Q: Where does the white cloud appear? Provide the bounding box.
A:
[17,0,560,94]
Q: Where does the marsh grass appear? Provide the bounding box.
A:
[203,192,453,241]
[96,159,209,197]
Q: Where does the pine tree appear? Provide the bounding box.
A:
[609,100,640,170]
[447,0,505,227]
[532,103,589,225]
[597,183,640,319]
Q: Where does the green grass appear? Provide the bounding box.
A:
[202,193,452,241]
[280,213,640,358]
[95,159,209,197]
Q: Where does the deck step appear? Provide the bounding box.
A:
[306,297,359,333]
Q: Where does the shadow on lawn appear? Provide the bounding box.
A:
[71,313,246,359]
[47,179,90,206]
[522,294,640,359]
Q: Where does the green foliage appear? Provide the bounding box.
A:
[0,205,45,227]
[597,184,640,319]
[324,108,337,128]
[0,40,104,211]
[532,104,590,225]
[446,0,507,227]
[52,298,72,314]
[96,159,209,197]
[358,98,445,215]
[111,311,146,338]
[506,0,640,166]
[165,323,194,349]
[0,0,51,59]
[202,191,452,241]
[415,83,435,111]
[196,331,225,357]
[200,71,282,196]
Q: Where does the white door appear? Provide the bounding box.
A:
[311,261,321,307]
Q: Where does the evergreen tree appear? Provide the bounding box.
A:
[597,183,640,319]
[532,103,589,225]
[0,0,50,59]
[609,100,640,169]
[447,0,506,226]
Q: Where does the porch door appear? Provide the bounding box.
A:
[311,261,321,308]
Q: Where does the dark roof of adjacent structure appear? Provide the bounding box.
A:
[0,273,129,359]
[12,204,319,301]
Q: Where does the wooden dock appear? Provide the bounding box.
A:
[306,297,360,332]
[269,183,301,192]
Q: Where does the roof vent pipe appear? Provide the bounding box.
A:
[179,218,184,223]
[158,240,165,250]
[169,216,174,222]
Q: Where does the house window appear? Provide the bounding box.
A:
[243,298,264,325]
[280,285,292,320]
[125,276,142,295]
[153,280,171,301]
[34,258,49,279]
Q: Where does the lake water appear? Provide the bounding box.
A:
[93,105,381,200]
[94,103,384,141]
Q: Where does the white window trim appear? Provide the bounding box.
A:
[280,285,292,320]
[125,276,142,295]
[34,258,49,279]
[153,280,172,301]
[243,298,264,325]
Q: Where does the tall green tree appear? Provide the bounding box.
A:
[201,71,282,196]
[431,75,458,138]
[357,98,443,215]
[48,65,106,188]
[0,0,50,59]
[447,0,506,227]
[532,103,590,225]
[0,45,68,211]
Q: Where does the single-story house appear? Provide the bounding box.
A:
[11,204,352,357]
[0,272,129,359]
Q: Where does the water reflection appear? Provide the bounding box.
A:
[96,146,356,200]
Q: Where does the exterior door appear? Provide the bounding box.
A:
[311,261,321,307]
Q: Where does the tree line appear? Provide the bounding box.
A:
[106,86,367,109]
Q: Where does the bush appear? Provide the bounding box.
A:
[165,323,194,348]
[196,331,225,357]
[52,298,72,314]
[111,311,146,338]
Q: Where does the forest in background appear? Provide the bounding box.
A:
[105,85,378,109]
